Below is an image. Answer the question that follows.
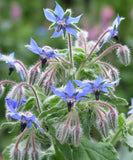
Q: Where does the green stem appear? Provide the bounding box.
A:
[87,44,123,66]
[68,33,73,68]
[110,128,122,144]
[18,82,42,113]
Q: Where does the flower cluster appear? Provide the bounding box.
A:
[0,1,132,160]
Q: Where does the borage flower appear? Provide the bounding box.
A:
[101,14,125,48]
[74,75,120,100]
[43,2,82,38]
[50,80,87,112]
[0,52,24,80]
[5,98,43,133]
[26,38,67,67]
[127,98,133,115]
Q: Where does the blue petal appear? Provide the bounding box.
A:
[82,87,93,93]
[66,14,83,24]
[0,53,2,58]
[127,108,133,115]
[131,98,133,106]
[101,87,109,93]
[27,121,32,129]
[65,26,78,38]
[73,80,89,87]
[51,26,64,38]
[17,97,26,109]
[93,75,103,88]
[54,2,65,19]
[50,86,66,100]
[43,9,57,23]
[34,121,43,134]
[64,80,76,98]
[27,38,42,55]
[49,51,68,59]
[75,91,88,100]
[9,52,15,60]
[9,113,22,120]
[5,98,17,113]
[19,70,24,81]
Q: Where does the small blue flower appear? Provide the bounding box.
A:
[43,2,82,38]
[0,52,24,80]
[5,98,43,133]
[74,75,120,100]
[50,80,87,111]
[101,14,125,48]
[127,98,133,115]
[26,38,67,67]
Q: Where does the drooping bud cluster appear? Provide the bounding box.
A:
[107,108,118,129]
[56,110,82,147]
[11,148,21,160]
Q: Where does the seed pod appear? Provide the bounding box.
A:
[28,67,40,85]
[116,45,130,66]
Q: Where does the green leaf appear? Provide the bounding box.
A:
[65,9,71,17]
[125,133,133,148]
[3,143,14,160]
[49,23,56,30]
[118,113,126,128]
[23,97,36,111]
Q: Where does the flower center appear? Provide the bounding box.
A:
[57,18,67,32]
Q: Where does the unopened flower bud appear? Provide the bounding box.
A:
[75,30,88,48]
[109,67,119,83]
[11,148,21,160]
[56,123,71,144]
[28,67,40,85]
[44,79,52,95]
[116,45,130,66]
[22,148,29,160]
[0,85,4,98]
[108,109,118,129]
[71,125,82,147]
[9,86,24,104]
[96,118,108,137]
[31,150,39,160]
[38,72,48,88]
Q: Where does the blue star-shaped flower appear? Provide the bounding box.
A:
[26,38,67,67]
[74,75,120,100]
[43,2,82,38]
[50,80,87,111]
[5,98,43,133]
[101,14,125,48]
[127,98,133,115]
[0,52,24,80]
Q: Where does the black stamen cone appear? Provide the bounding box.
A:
[95,91,100,100]
[41,58,47,68]
[9,67,15,75]
[113,35,119,42]
[21,122,27,132]
[67,102,73,112]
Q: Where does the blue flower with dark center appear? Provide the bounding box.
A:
[26,38,67,67]
[0,52,24,80]
[101,14,125,48]
[50,80,87,111]
[127,98,133,115]
[5,98,43,133]
[74,75,120,100]
[43,2,82,38]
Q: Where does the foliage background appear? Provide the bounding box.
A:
[0,0,133,159]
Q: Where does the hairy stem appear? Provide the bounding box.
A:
[68,33,73,68]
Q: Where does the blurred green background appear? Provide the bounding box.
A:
[0,0,133,158]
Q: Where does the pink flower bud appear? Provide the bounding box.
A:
[28,67,40,85]
[108,108,118,129]
[11,148,21,160]
[96,118,108,137]
[56,123,71,144]
[0,85,4,98]
[116,45,130,66]
[31,150,39,160]
[71,125,82,147]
